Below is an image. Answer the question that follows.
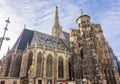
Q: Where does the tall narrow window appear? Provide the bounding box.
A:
[36,52,42,77]
[38,80,42,84]
[46,55,53,77]
[27,52,33,77]
[58,57,64,78]
[5,55,12,76]
[81,49,84,59]
[14,55,22,77]
[68,58,72,80]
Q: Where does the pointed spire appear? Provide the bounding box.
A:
[54,6,59,26]
[51,6,62,37]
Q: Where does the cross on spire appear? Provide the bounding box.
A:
[80,9,84,15]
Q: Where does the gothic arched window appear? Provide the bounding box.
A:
[58,57,64,78]
[5,55,12,76]
[14,55,22,77]
[46,55,53,77]
[27,52,33,77]
[36,52,42,77]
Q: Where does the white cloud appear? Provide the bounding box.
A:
[0,0,120,61]
[96,1,120,59]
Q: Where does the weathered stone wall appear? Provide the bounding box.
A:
[70,14,120,84]
[0,78,20,84]
[19,44,71,84]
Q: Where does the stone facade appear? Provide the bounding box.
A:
[70,14,120,84]
[0,6,120,84]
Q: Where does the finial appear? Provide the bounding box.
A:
[80,9,83,15]
[56,6,58,8]
[27,42,29,48]
[24,24,26,29]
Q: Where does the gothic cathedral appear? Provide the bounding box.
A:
[0,6,120,84]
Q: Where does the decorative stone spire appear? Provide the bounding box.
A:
[54,6,59,26]
[51,6,62,37]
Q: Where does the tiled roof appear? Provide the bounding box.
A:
[12,29,70,51]
[31,31,70,51]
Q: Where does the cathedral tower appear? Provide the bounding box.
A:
[51,6,62,37]
[70,11,120,84]
[76,13,90,33]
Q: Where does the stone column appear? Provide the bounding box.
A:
[43,45,46,84]
[54,49,57,84]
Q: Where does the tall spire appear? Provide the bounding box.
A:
[54,6,59,26]
[51,6,62,37]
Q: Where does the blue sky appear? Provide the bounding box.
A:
[0,0,120,60]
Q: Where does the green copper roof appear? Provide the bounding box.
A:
[79,9,89,17]
[80,12,89,17]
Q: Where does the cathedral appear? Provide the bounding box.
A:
[0,6,120,84]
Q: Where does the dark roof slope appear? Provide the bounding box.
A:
[12,29,33,50]
[12,29,70,51]
[63,31,69,40]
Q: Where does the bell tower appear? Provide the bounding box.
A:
[51,6,62,37]
[76,10,91,37]
[70,10,97,82]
